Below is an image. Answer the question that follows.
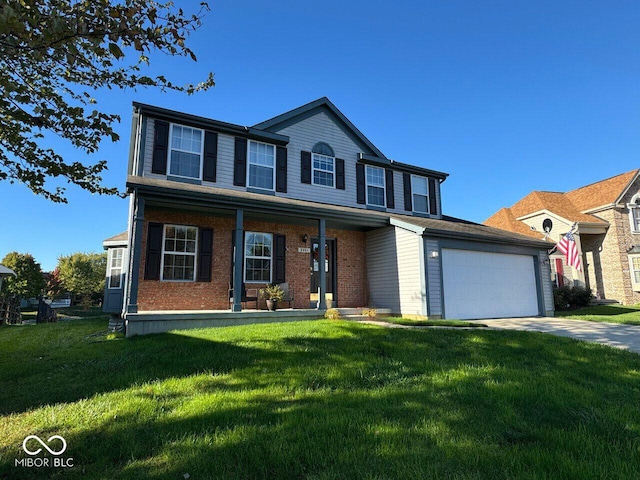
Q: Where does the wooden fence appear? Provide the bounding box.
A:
[0,296,22,324]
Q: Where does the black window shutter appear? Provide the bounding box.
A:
[276,146,287,193]
[234,137,247,186]
[197,228,213,282]
[301,151,312,184]
[428,178,438,215]
[385,169,395,209]
[403,173,412,211]
[274,234,286,284]
[203,131,218,182]
[144,222,163,280]
[152,120,169,175]
[335,158,345,190]
[356,163,366,204]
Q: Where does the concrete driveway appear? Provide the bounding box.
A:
[468,317,640,354]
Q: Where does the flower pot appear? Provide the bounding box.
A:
[266,299,278,311]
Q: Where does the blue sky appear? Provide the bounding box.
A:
[2,0,639,271]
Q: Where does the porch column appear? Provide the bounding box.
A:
[125,195,145,315]
[232,209,244,312]
[317,218,327,310]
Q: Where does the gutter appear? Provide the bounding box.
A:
[133,102,290,146]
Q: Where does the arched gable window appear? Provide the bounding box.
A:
[311,143,335,187]
[629,194,640,232]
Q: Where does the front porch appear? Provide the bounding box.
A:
[125,307,393,336]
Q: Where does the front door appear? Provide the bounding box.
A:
[310,238,336,307]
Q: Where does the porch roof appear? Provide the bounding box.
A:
[126,176,552,249]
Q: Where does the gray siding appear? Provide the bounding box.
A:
[367,227,401,312]
[425,238,442,316]
[274,111,363,206]
[366,226,424,315]
[140,112,444,218]
[394,227,425,315]
[540,250,555,316]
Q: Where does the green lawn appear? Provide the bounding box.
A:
[1,318,640,479]
[555,304,640,325]
[378,317,487,328]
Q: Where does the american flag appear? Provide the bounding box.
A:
[556,231,582,271]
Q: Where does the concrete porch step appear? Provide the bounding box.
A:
[335,307,392,316]
[589,299,621,306]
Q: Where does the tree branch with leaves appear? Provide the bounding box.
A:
[0,0,214,202]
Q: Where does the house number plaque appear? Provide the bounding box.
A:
[298,247,311,253]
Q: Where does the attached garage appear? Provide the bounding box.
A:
[442,249,540,320]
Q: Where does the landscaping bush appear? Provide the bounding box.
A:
[554,286,592,311]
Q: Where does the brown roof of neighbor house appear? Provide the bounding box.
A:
[510,191,605,224]
[565,169,638,211]
[484,169,639,233]
[484,208,544,240]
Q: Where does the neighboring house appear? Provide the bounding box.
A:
[104,97,554,335]
[485,170,640,304]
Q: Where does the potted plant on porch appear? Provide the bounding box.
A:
[259,283,284,311]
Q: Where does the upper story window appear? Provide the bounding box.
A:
[411,175,429,214]
[366,165,385,207]
[169,125,203,179]
[312,142,335,187]
[629,195,640,232]
[107,248,125,289]
[248,141,275,191]
[244,232,272,283]
[162,225,197,281]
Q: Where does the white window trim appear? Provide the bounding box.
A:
[107,248,125,289]
[629,255,640,292]
[365,165,386,207]
[243,231,273,284]
[168,123,205,180]
[628,194,640,233]
[247,140,276,192]
[160,224,198,282]
[311,153,335,188]
[411,174,430,214]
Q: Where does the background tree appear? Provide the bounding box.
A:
[0,0,214,202]
[0,252,45,299]
[57,252,107,304]
[45,267,65,298]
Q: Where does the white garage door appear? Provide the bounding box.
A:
[442,249,539,320]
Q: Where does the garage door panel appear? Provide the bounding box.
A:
[442,249,539,320]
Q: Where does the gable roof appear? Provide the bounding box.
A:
[484,208,544,239]
[253,97,387,159]
[485,169,639,233]
[510,191,604,224]
[565,169,639,211]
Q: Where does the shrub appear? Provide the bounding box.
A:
[362,308,378,318]
[324,308,341,320]
[553,286,591,311]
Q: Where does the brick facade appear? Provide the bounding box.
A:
[137,207,367,311]
[582,176,640,305]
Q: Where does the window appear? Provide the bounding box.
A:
[107,248,124,289]
[244,232,272,283]
[162,225,197,281]
[312,154,335,187]
[411,175,429,214]
[366,165,385,207]
[629,195,640,232]
[630,255,640,291]
[169,124,203,179]
[248,141,275,191]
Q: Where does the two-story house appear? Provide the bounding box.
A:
[104,97,554,335]
[484,170,640,304]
